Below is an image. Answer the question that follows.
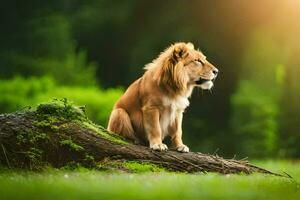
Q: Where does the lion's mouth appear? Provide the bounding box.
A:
[195,78,211,85]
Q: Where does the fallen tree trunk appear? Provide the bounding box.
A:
[0,100,281,175]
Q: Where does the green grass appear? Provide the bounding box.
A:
[0,160,299,200]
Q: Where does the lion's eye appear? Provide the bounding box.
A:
[194,59,204,66]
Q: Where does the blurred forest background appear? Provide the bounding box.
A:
[0,0,299,158]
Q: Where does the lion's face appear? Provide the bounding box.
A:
[183,47,218,90]
[145,42,218,95]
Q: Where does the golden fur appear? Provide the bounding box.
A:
[107,42,218,152]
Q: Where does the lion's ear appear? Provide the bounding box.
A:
[173,44,189,62]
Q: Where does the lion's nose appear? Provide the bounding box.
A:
[213,69,218,76]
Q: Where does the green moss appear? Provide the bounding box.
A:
[84,154,95,162]
[60,139,84,151]
[97,160,166,173]
[83,154,97,168]
[16,130,49,145]
[6,99,134,170]
[16,132,27,144]
[82,121,128,145]
[25,147,44,169]
[29,133,48,143]
[59,162,87,171]
[26,147,43,160]
[33,99,129,145]
[123,161,166,173]
[36,98,86,121]
[32,120,59,131]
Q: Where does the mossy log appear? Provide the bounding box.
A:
[0,100,281,175]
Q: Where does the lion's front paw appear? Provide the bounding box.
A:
[150,143,168,151]
[176,144,189,153]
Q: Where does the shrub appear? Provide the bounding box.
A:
[230,81,278,157]
[0,76,55,112]
[0,76,122,126]
[0,14,96,86]
[37,86,122,125]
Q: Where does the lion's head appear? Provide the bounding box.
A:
[145,42,218,96]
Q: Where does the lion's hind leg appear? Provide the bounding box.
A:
[107,108,135,140]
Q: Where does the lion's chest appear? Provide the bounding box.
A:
[160,97,189,138]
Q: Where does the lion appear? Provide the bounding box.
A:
[107,42,218,152]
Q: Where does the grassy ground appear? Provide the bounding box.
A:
[0,160,299,200]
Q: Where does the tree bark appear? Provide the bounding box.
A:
[0,103,282,175]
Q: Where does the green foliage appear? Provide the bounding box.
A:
[27,14,74,59]
[0,14,96,86]
[0,76,54,112]
[230,31,286,157]
[0,161,299,200]
[231,81,279,157]
[0,76,122,126]
[9,50,97,86]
